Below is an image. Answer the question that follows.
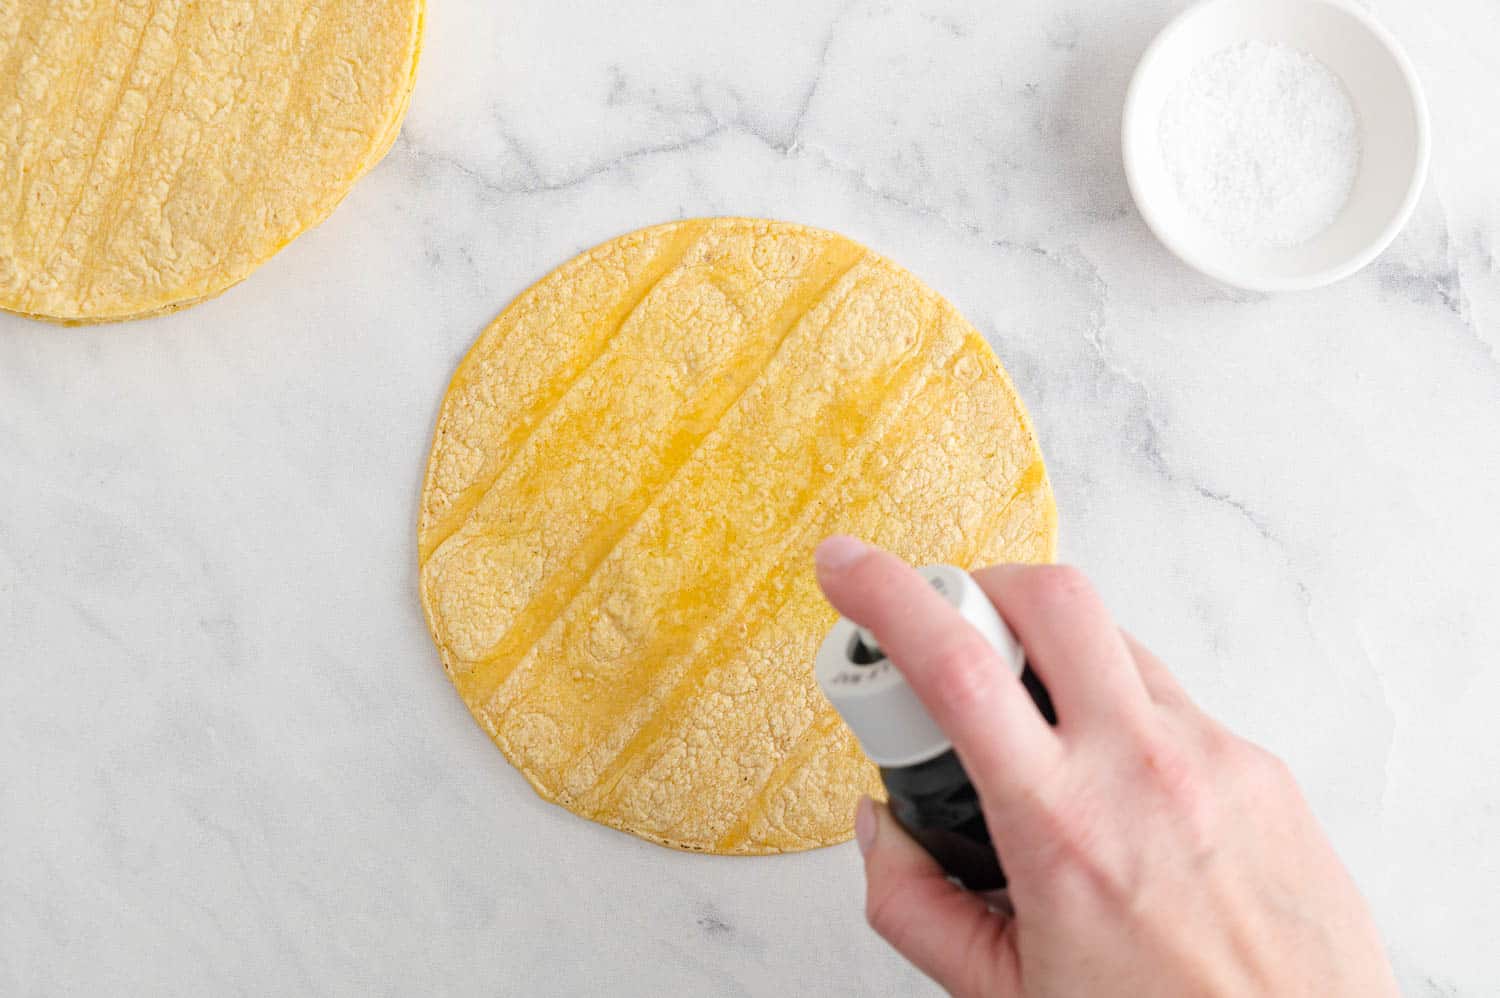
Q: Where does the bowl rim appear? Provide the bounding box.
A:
[1121,0,1431,293]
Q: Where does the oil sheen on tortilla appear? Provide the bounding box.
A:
[0,0,424,323]
[418,219,1056,854]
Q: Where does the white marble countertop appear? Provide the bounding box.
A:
[4,0,1498,994]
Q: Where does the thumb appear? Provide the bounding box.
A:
[857,798,1022,998]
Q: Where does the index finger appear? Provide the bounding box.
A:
[814,536,1061,808]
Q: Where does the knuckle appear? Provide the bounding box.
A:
[1141,735,1194,791]
[1118,728,1223,858]
[1198,720,1238,757]
[1027,564,1094,608]
[1241,743,1294,788]
[1028,792,1122,894]
[1046,803,1096,860]
[928,638,1000,715]
[864,552,909,595]
[1146,729,1202,788]
[850,577,901,629]
[1145,738,1216,838]
[854,555,947,633]
[1023,779,1093,854]
[981,743,1067,829]
[864,881,914,945]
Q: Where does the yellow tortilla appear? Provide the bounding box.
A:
[0,0,424,323]
[419,219,1056,853]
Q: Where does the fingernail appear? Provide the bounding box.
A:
[816,534,869,572]
[855,796,877,855]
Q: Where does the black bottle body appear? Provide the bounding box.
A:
[880,664,1057,891]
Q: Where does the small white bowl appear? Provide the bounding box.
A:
[1122,0,1429,292]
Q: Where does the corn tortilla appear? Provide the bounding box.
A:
[0,0,424,323]
[419,219,1056,854]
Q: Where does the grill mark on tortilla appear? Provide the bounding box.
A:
[579,364,1033,845]
[568,352,949,814]
[418,221,711,563]
[453,238,868,706]
[36,0,165,278]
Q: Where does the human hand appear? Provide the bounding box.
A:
[814,536,1397,998]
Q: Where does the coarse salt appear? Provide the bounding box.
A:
[1158,40,1362,248]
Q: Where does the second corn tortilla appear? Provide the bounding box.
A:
[0,0,424,323]
[419,218,1057,853]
